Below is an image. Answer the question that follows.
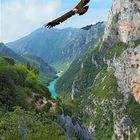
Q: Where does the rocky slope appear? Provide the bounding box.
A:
[6,22,105,71]
[103,0,140,104]
[57,0,140,139]
[57,115,92,140]
[103,0,140,43]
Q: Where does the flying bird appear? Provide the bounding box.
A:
[44,0,90,28]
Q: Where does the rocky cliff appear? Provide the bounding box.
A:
[103,0,140,104]
[103,0,140,43]
[113,45,140,103]
[57,115,92,140]
[57,0,140,140]
[98,0,140,139]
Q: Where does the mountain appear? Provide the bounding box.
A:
[81,25,93,30]
[0,43,56,83]
[56,0,140,139]
[0,56,92,140]
[56,40,102,96]
[0,42,25,63]
[24,54,57,84]
[0,56,65,139]
[6,22,105,71]
[24,54,56,74]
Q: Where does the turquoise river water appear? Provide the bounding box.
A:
[48,71,63,98]
[48,77,59,98]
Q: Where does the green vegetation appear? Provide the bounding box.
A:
[74,68,123,140]
[89,69,123,139]
[57,41,126,97]
[126,98,140,140]
[57,39,140,140]
[130,39,140,47]
[51,62,70,72]
[56,40,102,96]
[103,42,127,60]
[0,43,57,85]
[0,57,51,111]
[112,12,120,23]
[0,56,66,139]
[24,54,57,84]
[136,8,140,13]
[92,69,122,99]
[0,107,64,140]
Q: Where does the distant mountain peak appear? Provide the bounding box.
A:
[6,22,105,70]
[0,43,25,63]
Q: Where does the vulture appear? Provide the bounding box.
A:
[44,0,90,28]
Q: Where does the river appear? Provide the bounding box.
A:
[48,77,59,97]
[48,71,63,98]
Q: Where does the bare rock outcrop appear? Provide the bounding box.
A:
[103,0,140,43]
[57,115,92,140]
[113,45,140,103]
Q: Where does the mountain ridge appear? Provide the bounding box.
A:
[0,42,26,63]
[0,42,57,83]
[6,22,105,71]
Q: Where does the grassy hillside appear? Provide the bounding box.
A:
[0,107,65,140]
[56,39,140,139]
[0,56,94,140]
[0,57,51,110]
[24,54,57,84]
[56,40,127,97]
[0,56,65,139]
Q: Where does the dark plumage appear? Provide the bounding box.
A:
[44,0,90,28]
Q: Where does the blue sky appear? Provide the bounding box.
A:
[0,0,112,43]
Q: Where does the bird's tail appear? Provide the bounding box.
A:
[79,6,89,16]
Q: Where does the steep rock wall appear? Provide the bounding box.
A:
[103,0,140,43]
[114,45,140,103]
[103,0,140,103]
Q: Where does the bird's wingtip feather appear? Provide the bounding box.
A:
[43,23,52,29]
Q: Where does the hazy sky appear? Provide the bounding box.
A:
[0,0,111,43]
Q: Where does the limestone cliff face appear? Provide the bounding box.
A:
[103,0,140,43]
[114,45,140,103]
[101,1,140,139]
[103,0,140,103]
[85,0,140,139]
[130,47,140,102]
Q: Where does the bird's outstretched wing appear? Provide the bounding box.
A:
[44,0,90,28]
[75,0,90,8]
[44,10,75,28]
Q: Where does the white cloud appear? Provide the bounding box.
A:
[1,0,62,43]
[0,0,111,43]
